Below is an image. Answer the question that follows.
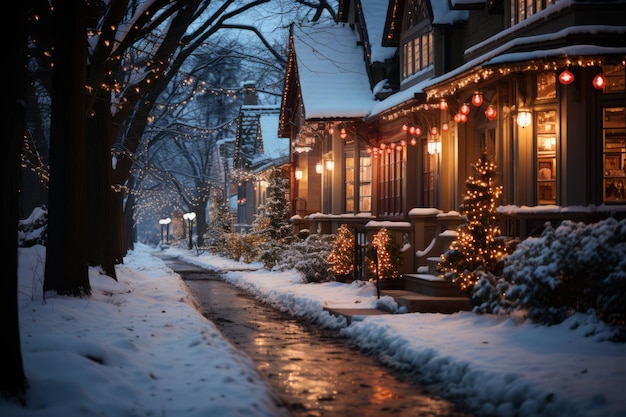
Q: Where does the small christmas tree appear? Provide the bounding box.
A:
[368,228,402,280]
[327,224,355,281]
[205,190,232,255]
[438,152,506,291]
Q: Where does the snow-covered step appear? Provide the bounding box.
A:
[403,273,464,297]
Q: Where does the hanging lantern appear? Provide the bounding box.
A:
[558,69,575,85]
[485,104,497,120]
[409,125,415,134]
[328,124,334,135]
[517,109,532,128]
[593,73,607,90]
[454,113,462,123]
[439,99,448,111]
[460,102,470,115]
[471,91,483,107]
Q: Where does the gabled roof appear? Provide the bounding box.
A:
[251,113,289,172]
[360,0,397,63]
[291,21,376,120]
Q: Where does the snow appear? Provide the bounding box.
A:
[292,21,376,119]
[7,231,626,417]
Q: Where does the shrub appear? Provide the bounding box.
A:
[502,218,626,326]
[274,234,335,283]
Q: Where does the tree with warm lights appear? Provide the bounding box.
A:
[438,152,507,293]
[367,228,403,280]
[327,224,355,281]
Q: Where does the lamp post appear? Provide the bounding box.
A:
[182,212,196,250]
[159,217,171,246]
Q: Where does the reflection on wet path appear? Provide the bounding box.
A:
[174,261,473,417]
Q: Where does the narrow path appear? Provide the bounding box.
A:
[166,258,474,417]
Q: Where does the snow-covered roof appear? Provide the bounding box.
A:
[430,1,469,25]
[361,0,396,63]
[292,21,377,120]
[252,113,289,171]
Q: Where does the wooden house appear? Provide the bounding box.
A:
[278,0,626,279]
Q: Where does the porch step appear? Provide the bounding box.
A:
[323,307,392,325]
[381,289,471,314]
[403,273,464,297]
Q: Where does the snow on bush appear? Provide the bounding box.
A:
[503,217,626,328]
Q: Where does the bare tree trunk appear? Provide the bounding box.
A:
[44,0,91,296]
[0,0,29,402]
[86,94,117,279]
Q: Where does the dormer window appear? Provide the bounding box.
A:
[510,0,557,25]
[402,29,433,81]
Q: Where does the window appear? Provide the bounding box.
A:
[346,150,372,213]
[602,107,626,202]
[603,64,626,94]
[359,152,372,212]
[536,72,556,100]
[378,145,405,216]
[536,110,557,204]
[401,30,433,81]
[345,152,355,212]
[510,0,557,25]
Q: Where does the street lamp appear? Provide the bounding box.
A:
[159,217,171,246]
[182,212,196,250]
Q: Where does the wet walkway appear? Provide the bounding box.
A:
[165,257,473,417]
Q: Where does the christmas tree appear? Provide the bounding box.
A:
[327,224,355,280]
[368,228,403,280]
[205,190,233,255]
[438,152,506,291]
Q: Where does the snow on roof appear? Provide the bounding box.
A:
[252,113,289,171]
[430,1,469,25]
[361,0,396,63]
[293,21,376,120]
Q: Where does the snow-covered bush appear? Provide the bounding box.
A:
[18,206,48,247]
[503,217,626,326]
[273,234,335,283]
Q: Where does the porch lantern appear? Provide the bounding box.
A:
[593,73,607,90]
[315,162,323,174]
[460,102,471,115]
[471,91,483,107]
[517,109,532,128]
[325,159,334,170]
[439,99,448,111]
[485,105,497,120]
[295,168,303,180]
[558,69,575,85]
